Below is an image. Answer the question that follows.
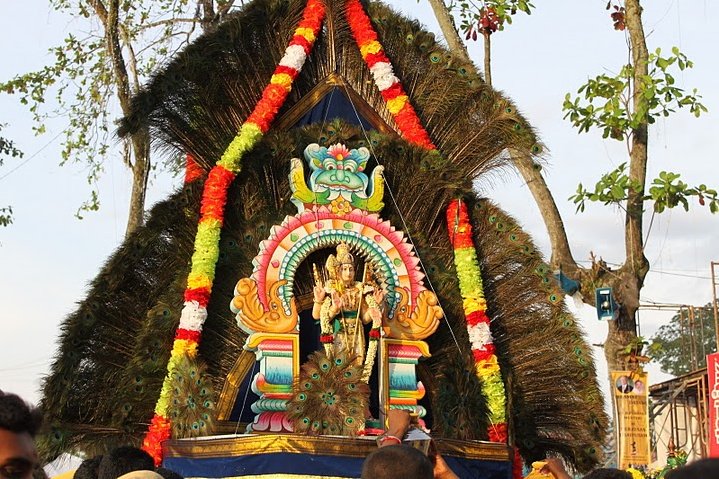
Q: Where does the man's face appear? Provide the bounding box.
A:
[0,429,37,479]
[620,377,628,385]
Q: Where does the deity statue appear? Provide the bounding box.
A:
[312,243,384,375]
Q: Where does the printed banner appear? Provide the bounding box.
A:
[612,371,650,468]
[708,352,719,457]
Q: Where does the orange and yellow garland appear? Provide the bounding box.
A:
[348,3,520,475]
[142,0,326,464]
[447,199,522,479]
[345,0,435,150]
[347,3,520,474]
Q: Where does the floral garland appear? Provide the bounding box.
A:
[446,199,522,479]
[345,0,443,385]
[345,0,436,150]
[318,287,380,383]
[319,298,335,356]
[142,0,326,464]
[362,293,381,382]
[346,4,518,474]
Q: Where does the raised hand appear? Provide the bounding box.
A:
[313,284,326,303]
[330,290,343,315]
[373,287,385,306]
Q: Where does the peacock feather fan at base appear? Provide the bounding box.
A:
[168,355,216,439]
[38,0,608,473]
[287,351,369,436]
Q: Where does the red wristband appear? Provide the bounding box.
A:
[377,434,402,447]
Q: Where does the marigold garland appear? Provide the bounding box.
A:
[347,4,518,473]
[345,0,436,151]
[142,0,326,464]
[447,199,521,479]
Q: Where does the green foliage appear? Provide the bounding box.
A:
[446,0,534,39]
[570,164,719,214]
[0,206,13,227]
[563,47,707,141]
[0,124,24,166]
[650,304,717,376]
[649,172,719,213]
[621,335,648,355]
[0,123,24,227]
[570,163,640,212]
[564,46,715,215]
[0,1,219,219]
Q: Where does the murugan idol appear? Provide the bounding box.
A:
[312,243,384,370]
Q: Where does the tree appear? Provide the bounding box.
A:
[0,124,23,227]
[0,1,237,236]
[433,0,716,373]
[650,304,717,376]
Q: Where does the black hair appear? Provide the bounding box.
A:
[155,467,184,479]
[0,391,42,437]
[583,469,632,479]
[74,455,104,479]
[666,459,719,479]
[97,447,154,479]
[361,445,433,479]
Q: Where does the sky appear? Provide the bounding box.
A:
[1,0,717,425]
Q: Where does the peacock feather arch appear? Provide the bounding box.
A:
[39,0,608,475]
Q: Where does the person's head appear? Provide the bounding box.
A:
[0,391,42,479]
[361,445,433,479]
[665,458,719,479]
[97,447,154,479]
[155,468,183,479]
[74,455,103,479]
[583,468,632,479]
[634,380,644,389]
[618,376,628,386]
[116,472,164,479]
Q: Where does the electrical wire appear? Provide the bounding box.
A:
[340,82,465,356]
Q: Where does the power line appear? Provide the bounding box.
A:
[576,259,712,280]
[0,130,64,182]
[646,269,712,280]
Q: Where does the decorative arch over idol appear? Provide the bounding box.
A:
[230,142,442,433]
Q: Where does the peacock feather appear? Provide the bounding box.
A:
[287,351,369,436]
[168,355,216,439]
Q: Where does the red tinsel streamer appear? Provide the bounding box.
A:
[465,309,489,326]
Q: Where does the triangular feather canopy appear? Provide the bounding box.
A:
[40,0,606,472]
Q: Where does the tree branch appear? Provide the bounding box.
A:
[134,17,207,33]
[217,0,237,20]
[624,0,650,278]
[91,0,131,110]
[482,30,492,86]
[426,0,471,63]
[427,0,578,272]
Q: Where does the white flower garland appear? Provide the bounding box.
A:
[179,300,207,331]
